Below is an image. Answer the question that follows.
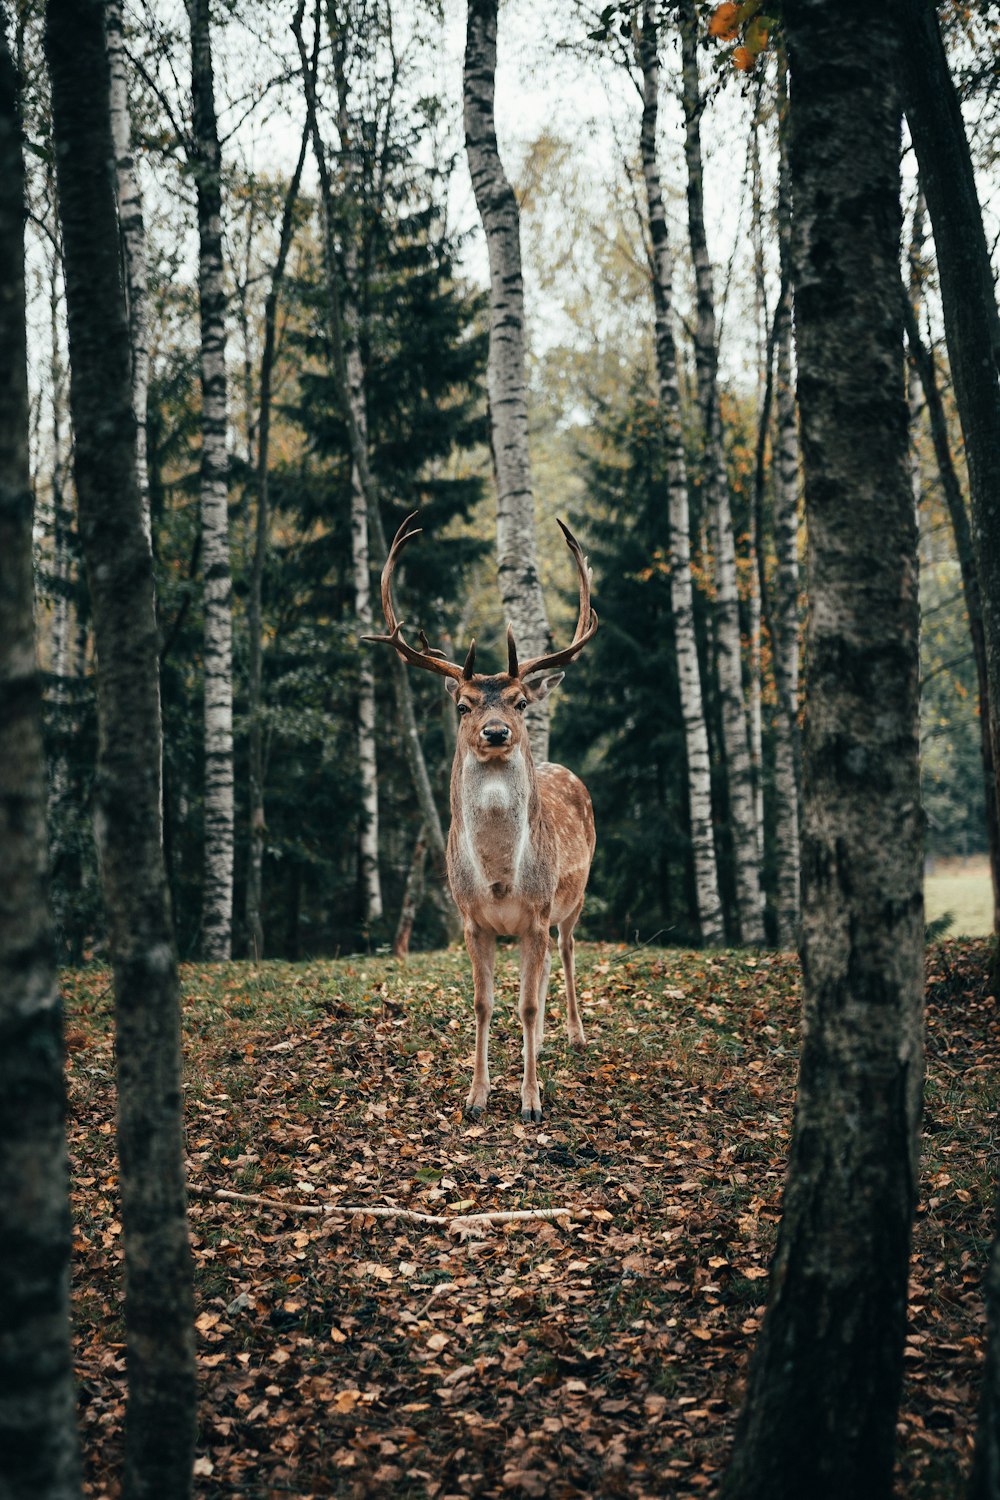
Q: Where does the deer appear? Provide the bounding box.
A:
[364,513,598,1123]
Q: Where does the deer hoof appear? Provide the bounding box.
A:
[465,1096,488,1119]
[520,1106,543,1124]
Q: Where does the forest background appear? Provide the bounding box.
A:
[20,0,999,965]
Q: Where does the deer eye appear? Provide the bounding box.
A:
[515,699,527,712]
[457,702,471,716]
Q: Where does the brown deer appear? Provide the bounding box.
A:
[365,513,598,1122]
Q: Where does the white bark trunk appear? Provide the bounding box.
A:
[330,20,383,926]
[636,0,724,946]
[680,3,763,943]
[106,0,151,544]
[464,0,552,762]
[907,192,926,512]
[188,0,234,961]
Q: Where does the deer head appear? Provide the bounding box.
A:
[362,513,598,763]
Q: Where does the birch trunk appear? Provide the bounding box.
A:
[720,3,923,1492]
[329,7,383,925]
[187,0,234,961]
[464,0,552,763]
[679,2,763,943]
[105,0,150,543]
[46,2,197,1495]
[635,0,724,946]
[771,62,801,949]
[0,27,81,1493]
[246,124,309,962]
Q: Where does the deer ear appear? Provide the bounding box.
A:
[445,679,461,701]
[525,672,564,703]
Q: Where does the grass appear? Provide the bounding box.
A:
[925,856,994,937]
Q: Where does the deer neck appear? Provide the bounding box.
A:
[453,744,541,892]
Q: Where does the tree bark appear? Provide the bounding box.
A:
[393,826,427,958]
[464,0,552,762]
[46,3,197,1496]
[771,59,801,950]
[328,1,383,927]
[187,0,234,961]
[246,121,310,962]
[105,0,151,543]
[897,0,1000,930]
[720,3,923,1494]
[0,23,81,1494]
[679,1,763,943]
[635,0,724,947]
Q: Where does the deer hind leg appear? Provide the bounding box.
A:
[464,921,495,1117]
[518,922,549,1123]
[559,903,587,1050]
[535,938,555,1051]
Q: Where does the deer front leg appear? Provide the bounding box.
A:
[559,905,586,1050]
[518,922,550,1123]
[464,921,495,1118]
[535,938,554,1051]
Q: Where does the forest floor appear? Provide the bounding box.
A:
[63,939,998,1498]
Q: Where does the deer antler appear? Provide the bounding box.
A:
[362,513,475,681]
[514,518,599,680]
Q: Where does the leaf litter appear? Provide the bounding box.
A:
[62,939,997,1496]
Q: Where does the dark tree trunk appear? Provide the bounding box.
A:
[720,3,923,1496]
[0,24,81,1496]
[898,14,1000,1482]
[393,827,428,958]
[903,303,1000,935]
[45,3,196,1496]
[898,0,1000,935]
[246,120,309,961]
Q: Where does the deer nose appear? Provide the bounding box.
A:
[481,722,511,746]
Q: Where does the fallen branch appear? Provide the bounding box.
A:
[188,1182,576,1233]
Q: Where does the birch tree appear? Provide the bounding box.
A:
[106,0,150,541]
[328,0,383,926]
[464,0,553,763]
[187,0,234,960]
[721,1,923,1491]
[679,0,763,943]
[770,60,801,949]
[635,0,724,946]
[46,0,196,1493]
[0,19,81,1492]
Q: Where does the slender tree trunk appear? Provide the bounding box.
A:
[906,194,926,512]
[0,24,81,1494]
[903,302,1000,934]
[393,826,427,958]
[635,0,724,946]
[329,7,383,926]
[292,0,457,933]
[464,0,552,762]
[246,123,309,962]
[46,4,196,1497]
[899,15,1000,1472]
[679,1,762,943]
[105,0,150,543]
[187,0,234,961]
[721,3,923,1494]
[898,0,1000,923]
[771,60,801,949]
